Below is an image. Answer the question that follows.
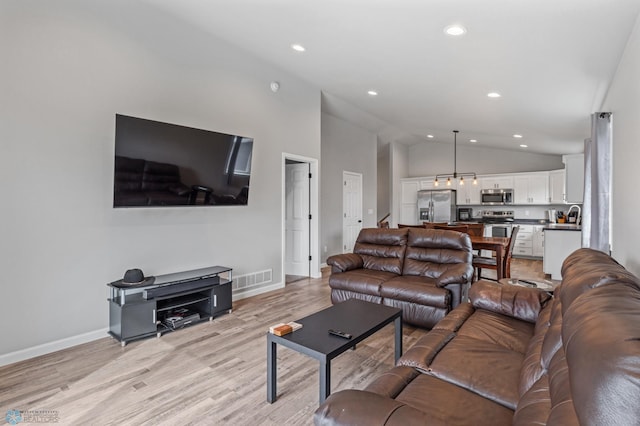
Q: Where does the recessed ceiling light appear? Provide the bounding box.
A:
[367,90,378,96]
[444,24,467,36]
[291,44,306,52]
[513,134,523,138]
[470,139,477,143]
[487,92,501,98]
[520,144,528,148]
[427,134,434,138]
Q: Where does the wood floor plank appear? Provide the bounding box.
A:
[0,260,546,425]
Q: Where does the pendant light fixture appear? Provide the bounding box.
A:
[434,130,477,187]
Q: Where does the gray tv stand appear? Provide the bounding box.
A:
[107,266,232,346]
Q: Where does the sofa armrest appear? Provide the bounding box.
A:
[436,263,474,288]
[469,280,552,323]
[326,253,364,273]
[314,390,431,426]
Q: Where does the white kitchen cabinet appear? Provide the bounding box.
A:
[533,226,544,257]
[420,179,438,190]
[563,154,584,204]
[543,229,582,279]
[549,169,566,204]
[513,173,549,204]
[482,176,514,190]
[456,180,481,205]
[513,224,544,258]
[513,225,533,256]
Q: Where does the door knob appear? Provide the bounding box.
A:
[358,220,362,223]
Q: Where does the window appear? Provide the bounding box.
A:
[226,137,253,176]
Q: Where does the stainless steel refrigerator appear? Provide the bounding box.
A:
[417,190,457,223]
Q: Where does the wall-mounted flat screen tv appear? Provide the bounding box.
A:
[113,114,253,208]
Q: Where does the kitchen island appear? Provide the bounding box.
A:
[543,224,582,279]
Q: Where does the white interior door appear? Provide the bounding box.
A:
[285,163,310,276]
[343,171,363,253]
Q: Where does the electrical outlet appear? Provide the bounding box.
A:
[324,245,327,253]
[525,210,530,216]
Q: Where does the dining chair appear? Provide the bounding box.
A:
[464,223,484,237]
[473,225,520,281]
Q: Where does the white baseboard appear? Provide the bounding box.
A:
[0,328,108,367]
[2,282,289,367]
[232,281,284,300]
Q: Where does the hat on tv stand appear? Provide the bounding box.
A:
[111,268,155,286]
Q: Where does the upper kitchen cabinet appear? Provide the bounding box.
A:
[563,154,584,204]
[549,169,566,204]
[420,179,438,190]
[482,176,514,190]
[513,173,549,204]
[457,180,481,205]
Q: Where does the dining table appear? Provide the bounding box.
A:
[469,235,510,280]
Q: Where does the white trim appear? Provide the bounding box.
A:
[1,279,287,367]
[0,328,108,367]
[281,153,320,283]
[232,281,284,300]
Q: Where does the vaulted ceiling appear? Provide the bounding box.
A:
[144,0,640,154]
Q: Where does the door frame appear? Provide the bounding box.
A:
[281,153,320,280]
[342,171,363,253]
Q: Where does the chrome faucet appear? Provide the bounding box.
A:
[567,205,581,224]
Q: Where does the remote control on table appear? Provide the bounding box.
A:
[328,329,352,339]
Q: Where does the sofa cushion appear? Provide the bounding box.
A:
[142,160,182,191]
[329,269,398,296]
[114,155,144,192]
[457,309,535,354]
[402,229,473,285]
[376,369,514,425]
[353,228,408,274]
[380,276,449,307]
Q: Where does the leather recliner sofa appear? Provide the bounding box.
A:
[315,248,640,425]
[327,227,474,329]
[114,155,192,206]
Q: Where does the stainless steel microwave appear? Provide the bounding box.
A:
[481,188,514,205]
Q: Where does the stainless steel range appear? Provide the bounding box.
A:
[481,210,514,238]
[481,210,514,222]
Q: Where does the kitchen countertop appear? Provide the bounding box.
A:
[456,220,582,231]
[543,223,581,231]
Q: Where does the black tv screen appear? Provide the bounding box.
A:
[113,114,253,207]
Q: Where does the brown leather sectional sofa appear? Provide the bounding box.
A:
[327,228,474,329]
[315,248,640,425]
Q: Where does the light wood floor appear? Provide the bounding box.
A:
[0,259,546,425]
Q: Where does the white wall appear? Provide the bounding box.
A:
[409,141,564,177]
[0,1,320,359]
[377,143,391,220]
[602,14,640,275]
[390,143,411,227]
[320,112,377,262]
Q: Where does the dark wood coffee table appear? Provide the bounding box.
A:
[266,299,402,404]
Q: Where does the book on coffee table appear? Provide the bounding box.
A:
[269,321,303,336]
